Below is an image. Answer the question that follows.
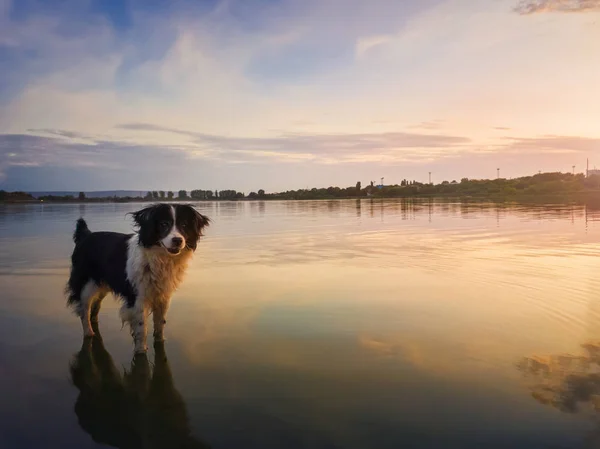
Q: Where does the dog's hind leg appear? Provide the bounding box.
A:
[79,281,101,338]
[90,291,107,323]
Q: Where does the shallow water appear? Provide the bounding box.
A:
[2,199,600,449]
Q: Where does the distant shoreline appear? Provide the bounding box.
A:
[4,172,600,205]
[4,191,600,205]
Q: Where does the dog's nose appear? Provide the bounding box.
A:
[171,236,183,247]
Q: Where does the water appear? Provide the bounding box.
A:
[2,199,600,449]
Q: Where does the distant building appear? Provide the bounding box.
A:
[588,169,600,177]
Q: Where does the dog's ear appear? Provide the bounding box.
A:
[177,205,210,251]
[129,205,159,248]
[193,210,210,235]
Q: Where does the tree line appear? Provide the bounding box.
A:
[142,190,245,201]
[2,172,600,203]
[253,173,600,200]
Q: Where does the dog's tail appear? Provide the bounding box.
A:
[73,218,91,244]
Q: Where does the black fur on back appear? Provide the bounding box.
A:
[66,230,137,307]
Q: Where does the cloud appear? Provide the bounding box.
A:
[0,125,475,185]
[0,133,197,181]
[117,122,473,163]
[514,0,600,14]
[5,126,598,187]
[408,120,445,131]
[27,128,98,141]
[501,135,600,154]
[355,34,392,59]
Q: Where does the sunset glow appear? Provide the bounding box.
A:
[1,0,599,191]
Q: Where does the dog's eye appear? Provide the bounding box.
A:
[180,223,187,229]
[160,221,170,229]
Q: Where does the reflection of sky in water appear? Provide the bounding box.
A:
[2,200,600,448]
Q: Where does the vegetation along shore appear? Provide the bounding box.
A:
[3,172,600,203]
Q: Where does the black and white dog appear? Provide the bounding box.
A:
[66,203,210,353]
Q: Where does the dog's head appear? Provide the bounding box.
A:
[130,204,210,255]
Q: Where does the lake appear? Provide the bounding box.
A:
[2,199,600,449]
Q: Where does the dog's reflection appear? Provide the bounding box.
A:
[69,324,210,449]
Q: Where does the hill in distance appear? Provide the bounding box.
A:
[29,190,148,198]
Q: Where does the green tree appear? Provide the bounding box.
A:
[191,189,211,200]
[78,192,86,201]
[218,190,238,200]
[152,191,159,200]
[159,191,165,199]
[356,181,361,192]
[167,191,174,199]
[145,192,153,200]
[178,190,188,200]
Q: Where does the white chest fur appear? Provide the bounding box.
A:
[126,236,193,309]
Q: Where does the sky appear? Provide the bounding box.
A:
[0,0,599,192]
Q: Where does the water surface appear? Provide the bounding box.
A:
[2,199,600,449]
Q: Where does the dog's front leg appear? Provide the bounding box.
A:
[152,297,171,342]
[131,300,149,354]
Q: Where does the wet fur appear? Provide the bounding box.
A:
[65,203,209,353]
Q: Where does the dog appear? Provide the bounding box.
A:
[65,203,210,353]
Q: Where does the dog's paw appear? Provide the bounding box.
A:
[134,344,148,354]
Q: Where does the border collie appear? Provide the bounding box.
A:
[65,203,210,353]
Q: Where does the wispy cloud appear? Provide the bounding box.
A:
[500,135,600,153]
[0,133,194,180]
[27,128,98,141]
[117,122,472,163]
[5,126,598,185]
[514,0,600,14]
[355,34,392,59]
[408,120,445,131]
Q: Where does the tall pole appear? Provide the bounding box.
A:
[429,172,431,184]
[497,168,500,179]
[573,165,576,175]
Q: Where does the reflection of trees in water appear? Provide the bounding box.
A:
[215,201,243,218]
[586,204,600,231]
[249,200,266,217]
[356,198,596,223]
[518,341,600,447]
[69,324,210,449]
